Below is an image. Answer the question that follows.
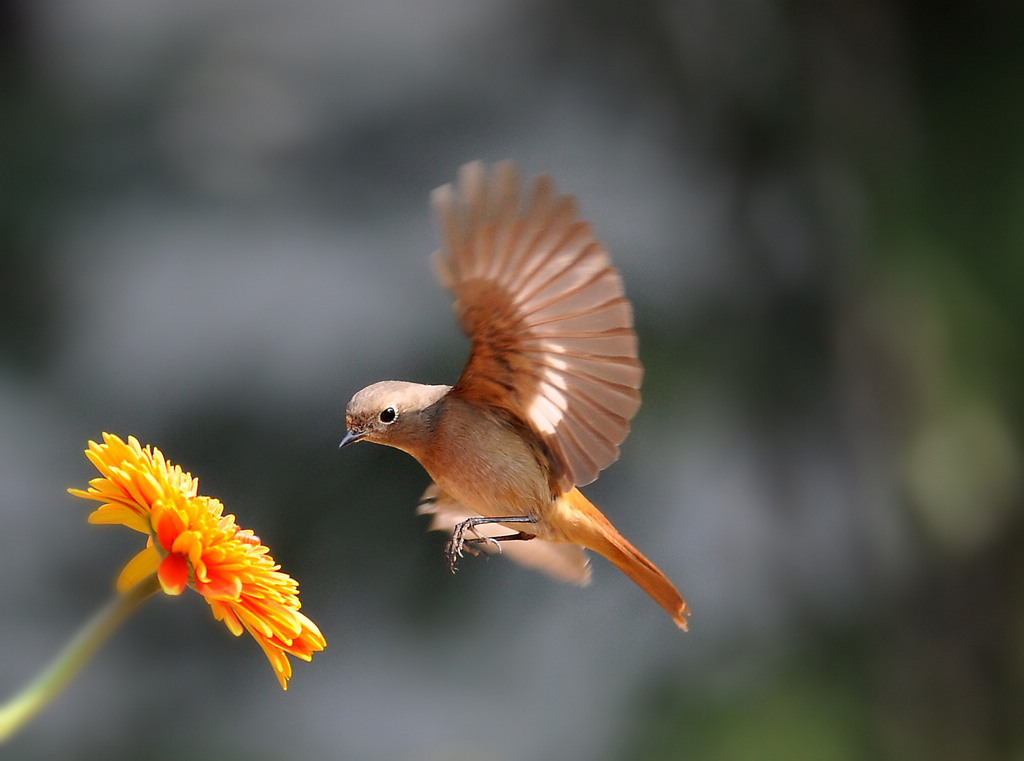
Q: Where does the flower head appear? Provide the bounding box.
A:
[69,433,325,689]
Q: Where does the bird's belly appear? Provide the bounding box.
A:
[430,455,549,518]
[420,438,552,529]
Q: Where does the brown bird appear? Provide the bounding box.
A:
[341,161,689,629]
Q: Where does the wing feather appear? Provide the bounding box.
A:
[433,161,642,489]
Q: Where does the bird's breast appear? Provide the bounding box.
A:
[417,398,554,522]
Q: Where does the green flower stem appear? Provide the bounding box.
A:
[0,573,161,743]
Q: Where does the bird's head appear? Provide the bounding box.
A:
[340,380,451,452]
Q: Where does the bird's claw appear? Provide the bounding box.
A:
[445,520,502,572]
[444,521,467,572]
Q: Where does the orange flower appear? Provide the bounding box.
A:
[68,433,325,689]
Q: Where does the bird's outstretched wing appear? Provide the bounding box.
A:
[432,161,642,490]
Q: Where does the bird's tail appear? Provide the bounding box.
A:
[559,488,690,630]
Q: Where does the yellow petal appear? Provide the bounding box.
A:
[116,547,161,593]
[88,507,151,534]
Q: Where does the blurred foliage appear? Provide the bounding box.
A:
[623,634,875,761]
[614,3,1024,760]
[0,1,62,371]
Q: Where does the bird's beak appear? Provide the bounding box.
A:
[339,429,366,449]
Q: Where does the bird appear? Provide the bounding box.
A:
[340,161,689,630]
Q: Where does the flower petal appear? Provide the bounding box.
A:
[85,506,151,534]
[157,553,189,596]
[116,547,161,593]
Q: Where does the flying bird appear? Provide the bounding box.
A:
[341,161,689,629]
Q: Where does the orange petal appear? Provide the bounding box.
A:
[209,600,244,637]
[157,553,189,596]
[196,573,242,601]
[153,505,184,551]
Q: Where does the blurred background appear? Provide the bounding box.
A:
[2,0,1023,758]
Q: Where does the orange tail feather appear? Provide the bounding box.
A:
[560,489,690,630]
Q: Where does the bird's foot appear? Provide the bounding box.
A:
[445,518,539,573]
[445,519,498,571]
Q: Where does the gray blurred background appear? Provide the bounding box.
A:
[2,1,1023,759]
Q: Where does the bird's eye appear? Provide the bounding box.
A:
[379,407,397,424]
